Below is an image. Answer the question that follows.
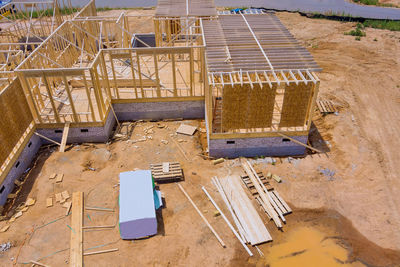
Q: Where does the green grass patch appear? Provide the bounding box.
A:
[344,23,366,36]
[363,19,400,31]
[352,0,398,8]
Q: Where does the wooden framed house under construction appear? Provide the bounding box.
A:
[0,0,321,207]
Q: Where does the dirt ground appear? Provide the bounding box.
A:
[1,10,400,267]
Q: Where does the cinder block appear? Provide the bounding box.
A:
[209,135,308,158]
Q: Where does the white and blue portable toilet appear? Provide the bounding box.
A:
[119,170,161,239]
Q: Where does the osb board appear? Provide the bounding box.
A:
[279,82,313,128]
[221,83,276,131]
[0,79,33,165]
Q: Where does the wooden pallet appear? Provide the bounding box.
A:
[150,162,183,183]
[317,100,336,114]
[240,172,274,196]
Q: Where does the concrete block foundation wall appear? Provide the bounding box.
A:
[37,111,116,145]
[0,134,41,206]
[113,100,205,121]
[209,135,308,158]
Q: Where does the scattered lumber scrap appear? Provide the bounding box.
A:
[202,186,253,256]
[176,124,197,136]
[276,132,322,153]
[177,183,226,248]
[212,176,272,245]
[55,174,64,183]
[59,122,70,152]
[30,260,50,267]
[83,248,119,256]
[317,100,336,114]
[150,162,183,183]
[241,160,292,228]
[212,158,224,165]
[70,192,83,267]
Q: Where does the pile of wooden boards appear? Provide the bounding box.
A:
[212,176,272,245]
[241,160,291,229]
[150,162,183,183]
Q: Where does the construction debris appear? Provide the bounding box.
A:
[212,176,272,245]
[176,124,197,136]
[0,225,10,233]
[0,242,11,252]
[177,183,226,248]
[46,198,53,207]
[212,158,224,165]
[26,198,36,206]
[272,174,282,183]
[83,248,119,256]
[241,160,292,228]
[55,174,64,183]
[202,187,253,256]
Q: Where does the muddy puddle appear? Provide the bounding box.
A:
[263,226,364,267]
[238,208,400,267]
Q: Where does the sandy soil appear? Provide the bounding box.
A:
[1,10,400,267]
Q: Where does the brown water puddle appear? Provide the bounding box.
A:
[264,226,364,267]
[233,208,400,267]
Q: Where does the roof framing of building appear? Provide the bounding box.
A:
[155,0,217,17]
[202,13,321,73]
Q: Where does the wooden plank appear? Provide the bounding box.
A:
[272,190,292,213]
[245,161,286,223]
[202,186,253,256]
[56,174,64,183]
[241,161,282,228]
[69,192,83,267]
[59,122,70,153]
[177,183,226,248]
[29,260,50,267]
[83,248,118,256]
[34,132,61,146]
[162,162,170,173]
[220,175,272,244]
[276,132,322,153]
[176,124,197,135]
[269,191,287,214]
[46,197,53,207]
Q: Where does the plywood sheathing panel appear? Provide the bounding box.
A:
[279,82,313,128]
[221,83,276,131]
[0,79,33,166]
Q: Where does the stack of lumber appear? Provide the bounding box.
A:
[240,172,274,195]
[240,173,291,215]
[212,176,272,245]
[241,160,291,229]
[150,162,183,183]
